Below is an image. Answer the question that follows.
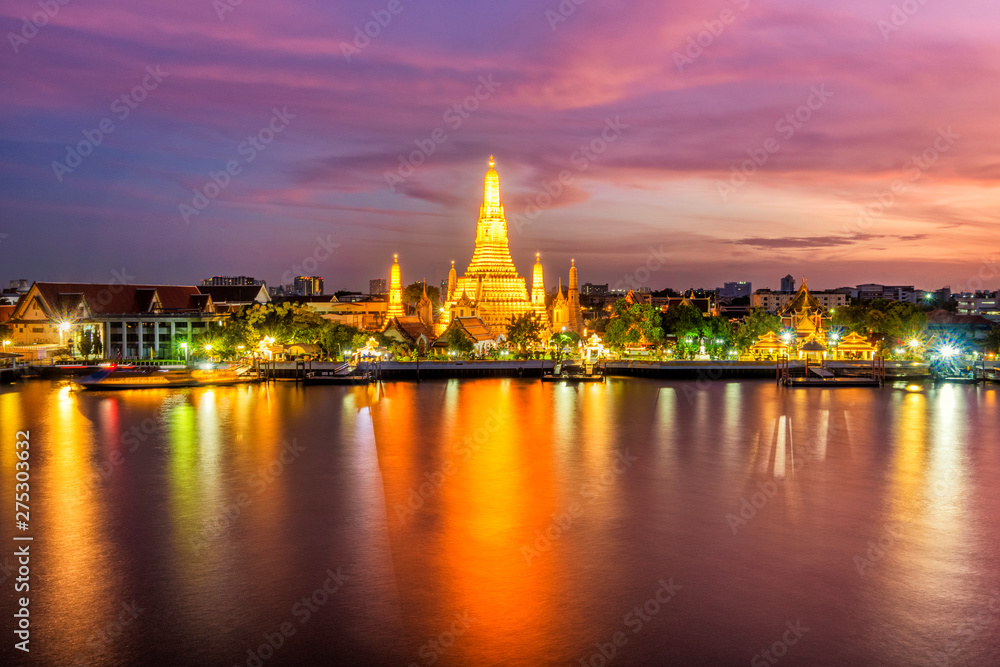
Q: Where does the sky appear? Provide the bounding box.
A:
[1,0,999,294]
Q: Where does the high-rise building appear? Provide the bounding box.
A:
[293,276,323,296]
[369,278,387,296]
[581,283,608,296]
[201,276,262,286]
[780,275,795,292]
[720,281,752,298]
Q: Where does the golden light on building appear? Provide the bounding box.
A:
[388,253,404,320]
[439,156,549,334]
[531,253,545,306]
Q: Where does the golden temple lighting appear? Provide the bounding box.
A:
[438,156,549,334]
[388,253,404,320]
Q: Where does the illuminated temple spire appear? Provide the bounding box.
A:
[387,253,404,319]
[438,156,546,335]
[447,260,456,300]
[532,253,545,306]
[467,155,518,277]
[567,258,582,333]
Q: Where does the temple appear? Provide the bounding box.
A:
[748,277,877,360]
[437,156,554,335]
[387,253,404,320]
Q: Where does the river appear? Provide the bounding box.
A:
[1,378,999,666]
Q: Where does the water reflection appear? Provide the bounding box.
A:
[1,379,999,666]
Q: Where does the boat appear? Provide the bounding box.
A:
[541,361,606,383]
[72,364,257,390]
[303,369,371,385]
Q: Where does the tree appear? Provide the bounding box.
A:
[735,309,781,352]
[446,326,475,356]
[77,329,96,360]
[585,317,608,334]
[320,322,363,359]
[506,313,544,353]
[984,327,1000,354]
[550,330,580,360]
[0,323,12,341]
[402,282,440,308]
[832,300,927,350]
[661,304,704,337]
[604,299,664,350]
[234,302,327,346]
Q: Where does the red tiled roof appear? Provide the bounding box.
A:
[386,316,434,344]
[29,283,210,316]
[455,317,497,342]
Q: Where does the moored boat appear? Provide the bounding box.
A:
[73,364,256,390]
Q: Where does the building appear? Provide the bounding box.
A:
[581,283,608,296]
[198,284,271,312]
[642,290,718,317]
[200,276,262,287]
[416,282,434,329]
[387,254,404,320]
[853,283,918,303]
[432,317,505,355]
[753,287,847,312]
[925,310,994,346]
[323,299,388,331]
[277,294,341,315]
[779,281,830,345]
[293,276,324,296]
[383,316,435,354]
[550,260,583,334]
[748,279,863,361]
[438,156,551,335]
[369,278,387,296]
[719,281,752,299]
[955,295,1000,323]
[6,282,223,359]
[780,275,795,292]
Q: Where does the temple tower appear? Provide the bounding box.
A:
[417,281,434,327]
[567,258,582,333]
[387,253,404,320]
[439,156,546,334]
[532,253,545,306]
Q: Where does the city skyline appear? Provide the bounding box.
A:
[2,1,999,292]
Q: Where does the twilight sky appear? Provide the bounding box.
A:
[1,0,999,294]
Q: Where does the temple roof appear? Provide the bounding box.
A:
[13,282,212,319]
[452,317,498,342]
[384,316,435,344]
[751,330,788,350]
[835,331,877,350]
[780,279,823,316]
